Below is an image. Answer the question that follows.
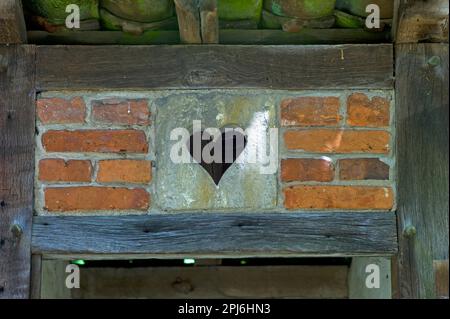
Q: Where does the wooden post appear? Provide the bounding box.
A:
[174,0,202,44]
[0,45,36,299]
[30,255,43,299]
[175,0,219,44]
[0,0,35,299]
[199,0,219,44]
[395,43,449,298]
[396,0,449,43]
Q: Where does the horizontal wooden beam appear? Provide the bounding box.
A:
[35,44,394,91]
[32,213,397,259]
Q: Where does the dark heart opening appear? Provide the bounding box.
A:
[187,128,247,185]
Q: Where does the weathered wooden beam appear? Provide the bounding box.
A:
[0,0,27,44]
[0,45,36,299]
[35,44,394,91]
[175,0,202,44]
[32,213,398,259]
[395,43,449,298]
[396,0,449,43]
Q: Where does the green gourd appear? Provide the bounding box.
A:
[100,0,174,23]
[218,0,263,22]
[264,0,336,19]
[23,0,99,24]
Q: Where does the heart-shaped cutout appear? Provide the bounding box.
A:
[187,128,247,185]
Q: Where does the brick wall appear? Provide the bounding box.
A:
[35,90,395,215]
[280,93,395,211]
[36,95,153,214]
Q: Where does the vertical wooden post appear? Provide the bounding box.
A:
[395,43,449,298]
[175,0,219,44]
[0,45,36,299]
[30,255,43,299]
[174,0,202,44]
[0,0,35,299]
[396,0,449,43]
[199,0,219,44]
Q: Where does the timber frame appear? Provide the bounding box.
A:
[1,0,448,299]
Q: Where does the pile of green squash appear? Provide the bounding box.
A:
[23,0,394,34]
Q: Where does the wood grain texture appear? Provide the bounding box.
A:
[433,260,449,298]
[200,0,219,44]
[175,0,202,44]
[0,45,36,299]
[396,0,449,43]
[0,0,27,44]
[32,213,397,259]
[35,44,394,90]
[348,257,392,299]
[68,265,348,299]
[395,43,449,298]
[30,255,42,299]
[40,260,71,299]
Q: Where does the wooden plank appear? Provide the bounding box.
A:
[348,257,392,299]
[66,264,348,299]
[200,0,219,44]
[35,44,394,90]
[395,43,449,298]
[32,213,397,259]
[396,0,449,43]
[30,255,42,299]
[0,45,36,299]
[0,0,27,44]
[40,260,72,299]
[175,0,202,44]
[434,260,449,299]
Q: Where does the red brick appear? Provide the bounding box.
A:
[42,130,148,153]
[281,97,341,126]
[339,158,390,180]
[92,99,150,125]
[37,97,86,124]
[39,159,91,182]
[44,187,150,212]
[347,93,390,127]
[284,129,390,154]
[281,158,334,182]
[97,160,152,184]
[283,185,394,210]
